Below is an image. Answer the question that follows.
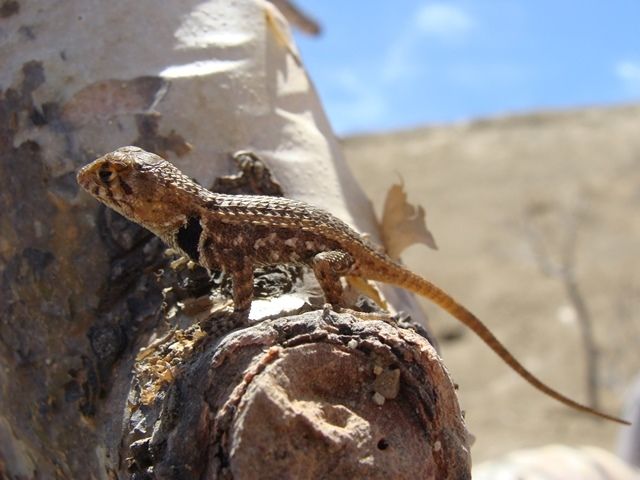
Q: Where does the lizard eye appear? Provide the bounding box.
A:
[97,166,116,184]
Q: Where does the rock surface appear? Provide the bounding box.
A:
[123,312,470,479]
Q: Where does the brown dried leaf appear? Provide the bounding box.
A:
[381,181,437,260]
[264,1,302,65]
[346,276,388,309]
[268,0,321,35]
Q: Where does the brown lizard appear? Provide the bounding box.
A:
[76,146,629,425]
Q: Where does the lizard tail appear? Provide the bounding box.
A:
[365,260,630,425]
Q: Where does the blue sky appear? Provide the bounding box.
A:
[293,1,640,135]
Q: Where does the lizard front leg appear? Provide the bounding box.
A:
[201,244,254,334]
[312,250,354,307]
[229,259,255,317]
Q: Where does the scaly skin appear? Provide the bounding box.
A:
[77,146,629,425]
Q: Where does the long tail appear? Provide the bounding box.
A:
[366,259,630,425]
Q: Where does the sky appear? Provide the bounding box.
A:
[293,1,640,135]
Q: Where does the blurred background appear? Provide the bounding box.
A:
[288,0,640,469]
[294,0,640,134]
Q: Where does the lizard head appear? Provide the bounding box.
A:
[77,146,205,238]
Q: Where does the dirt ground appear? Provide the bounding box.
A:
[341,104,640,463]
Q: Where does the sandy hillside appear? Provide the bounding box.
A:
[341,104,640,462]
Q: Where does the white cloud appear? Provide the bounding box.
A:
[415,3,474,40]
[382,3,475,82]
[447,62,528,88]
[615,60,640,94]
[383,35,421,83]
[323,69,387,133]
[319,3,478,131]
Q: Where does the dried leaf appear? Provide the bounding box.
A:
[346,276,388,309]
[264,1,302,65]
[268,0,321,35]
[381,181,437,260]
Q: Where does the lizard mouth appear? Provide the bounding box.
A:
[76,163,105,199]
[76,161,122,210]
[76,163,93,191]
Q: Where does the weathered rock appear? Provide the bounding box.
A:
[122,312,470,480]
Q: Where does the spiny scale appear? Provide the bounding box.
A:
[76,146,629,426]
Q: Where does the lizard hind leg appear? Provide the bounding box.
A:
[312,250,354,307]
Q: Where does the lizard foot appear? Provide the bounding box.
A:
[335,306,398,324]
[202,308,249,338]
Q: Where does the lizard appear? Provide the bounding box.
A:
[76,146,630,425]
